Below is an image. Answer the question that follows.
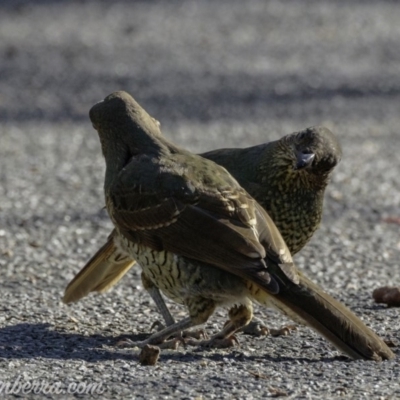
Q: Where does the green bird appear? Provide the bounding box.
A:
[202,124,341,255]
[65,90,393,360]
[64,122,342,334]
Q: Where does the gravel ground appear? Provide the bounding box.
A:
[1,1,400,398]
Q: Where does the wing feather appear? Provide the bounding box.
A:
[108,153,297,294]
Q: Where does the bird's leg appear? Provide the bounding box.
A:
[142,272,207,340]
[118,317,193,349]
[189,302,253,348]
[146,289,176,327]
[119,297,215,349]
[142,272,175,327]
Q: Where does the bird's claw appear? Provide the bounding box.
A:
[238,319,297,337]
[182,328,208,340]
[150,320,207,340]
[240,318,270,336]
[270,324,297,337]
[157,337,184,349]
[187,334,239,349]
[150,320,166,332]
[116,336,184,350]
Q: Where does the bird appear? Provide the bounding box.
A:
[202,125,341,255]
[63,124,342,334]
[65,90,394,361]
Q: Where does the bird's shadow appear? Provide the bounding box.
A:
[0,322,374,364]
[0,323,136,362]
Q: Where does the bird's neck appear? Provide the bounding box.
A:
[103,140,130,191]
[102,134,171,191]
[202,144,268,182]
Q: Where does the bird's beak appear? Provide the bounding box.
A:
[295,152,315,170]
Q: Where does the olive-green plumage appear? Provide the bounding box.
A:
[64,121,341,325]
[65,91,393,361]
[203,125,341,255]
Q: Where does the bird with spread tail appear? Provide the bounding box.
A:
[63,122,342,334]
[65,91,393,360]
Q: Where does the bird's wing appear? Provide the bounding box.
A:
[109,154,298,293]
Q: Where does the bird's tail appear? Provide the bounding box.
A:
[63,235,135,303]
[249,272,394,361]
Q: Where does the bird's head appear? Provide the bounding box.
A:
[262,126,341,191]
[89,91,162,158]
[283,126,342,177]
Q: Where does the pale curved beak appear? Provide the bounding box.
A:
[295,152,315,169]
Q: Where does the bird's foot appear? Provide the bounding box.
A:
[151,320,208,340]
[240,318,270,336]
[150,320,166,332]
[182,328,208,340]
[187,334,239,349]
[238,318,297,337]
[117,336,183,350]
[269,324,297,337]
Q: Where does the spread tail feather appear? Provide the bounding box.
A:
[251,272,394,361]
[63,237,135,303]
